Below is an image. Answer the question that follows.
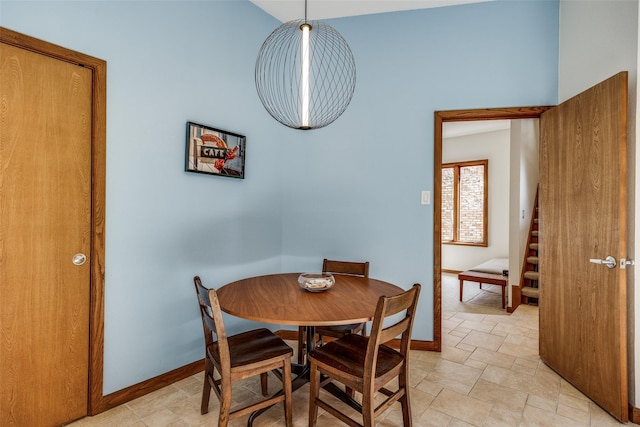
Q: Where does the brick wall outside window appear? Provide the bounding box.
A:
[442,160,487,245]
[442,168,454,241]
[459,165,484,242]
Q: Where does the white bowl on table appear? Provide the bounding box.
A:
[298,273,335,292]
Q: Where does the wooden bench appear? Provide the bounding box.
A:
[458,270,508,309]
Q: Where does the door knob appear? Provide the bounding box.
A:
[589,256,616,269]
[72,253,87,266]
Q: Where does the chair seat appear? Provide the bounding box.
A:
[316,322,364,337]
[309,334,404,379]
[209,328,292,368]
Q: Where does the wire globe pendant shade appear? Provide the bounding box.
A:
[255,19,356,130]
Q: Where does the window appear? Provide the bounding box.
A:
[442,160,488,246]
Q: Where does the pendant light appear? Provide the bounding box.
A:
[255,0,356,130]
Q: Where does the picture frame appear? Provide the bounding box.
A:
[185,121,246,179]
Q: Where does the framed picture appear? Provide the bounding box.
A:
[185,121,246,179]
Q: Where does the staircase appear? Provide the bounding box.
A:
[520,192,540,304]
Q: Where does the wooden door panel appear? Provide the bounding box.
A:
[1,42,92,426]
[539,72,627,421]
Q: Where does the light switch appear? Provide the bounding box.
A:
[421,190,431,205]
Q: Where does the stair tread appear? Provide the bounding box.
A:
[521,286,540,298]
[524,271,539,280]
[529,243,539,250]
[532,231,539,236]
[527,256,539,264]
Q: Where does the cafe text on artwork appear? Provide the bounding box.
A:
[185,121,245,179]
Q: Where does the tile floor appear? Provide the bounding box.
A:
[69,275,631,426]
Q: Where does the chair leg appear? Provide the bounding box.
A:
[260,372,268,396]
[399,369,412,427]
[345,386,355,398]
[201,365,213,415]
[361,388,375,427]
[218,379,232,427]
[297,326,305,365]
[308,361,321,427]
[282,359,293,427]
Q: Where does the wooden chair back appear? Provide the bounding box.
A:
[307,283,421,426]
[366,284,421,373]
[322,258,369,277]
[193,276,231,377]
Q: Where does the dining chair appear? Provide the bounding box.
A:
[193,276,293,427]
[308,283,421,427]
[297,259,370,365]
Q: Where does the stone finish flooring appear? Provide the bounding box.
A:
[69,275,630,426]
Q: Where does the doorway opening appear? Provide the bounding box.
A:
[432,107,550,350]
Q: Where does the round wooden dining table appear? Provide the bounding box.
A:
[216,272,404,327]
[216,272,404,426]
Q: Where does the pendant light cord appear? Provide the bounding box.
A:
[304,0,308,22]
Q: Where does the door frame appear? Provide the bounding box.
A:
[433,106,550,349]
[0,27,107,415]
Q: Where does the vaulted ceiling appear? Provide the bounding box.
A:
[250,0,493,22]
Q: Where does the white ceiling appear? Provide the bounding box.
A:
[250,0,492,22]
[443,120,511,139]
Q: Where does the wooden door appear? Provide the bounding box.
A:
[0,42,92,425]
[539,72,628,422]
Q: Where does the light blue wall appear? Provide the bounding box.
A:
[1,0,559,394]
